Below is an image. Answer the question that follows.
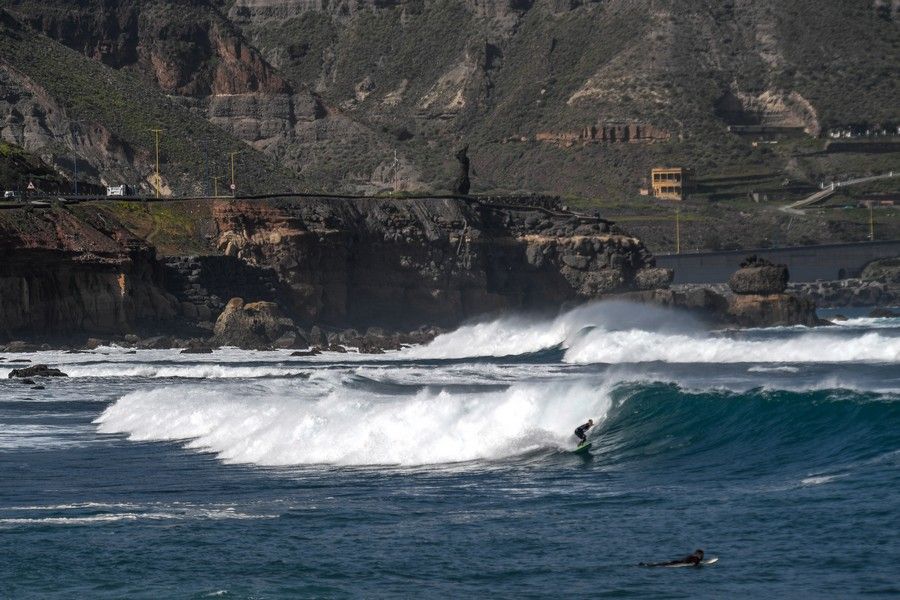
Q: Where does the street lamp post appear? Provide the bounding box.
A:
[675,208,681,254]
[229,151,241,198]
[212,176,224,198]
[69,120,88,196]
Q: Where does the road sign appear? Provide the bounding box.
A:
[26,181,35,191]
[230,183,236,190]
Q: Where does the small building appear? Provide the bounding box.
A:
[106,185,131,197]
[651,167,690,200]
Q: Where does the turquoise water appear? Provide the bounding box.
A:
[1,304,898,598]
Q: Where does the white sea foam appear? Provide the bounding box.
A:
[0,509,272,526]
[95,379,614,466]
[800,473,847,486]
[748,366,801,373]
[563,329,900,364]
[59,364,313,379]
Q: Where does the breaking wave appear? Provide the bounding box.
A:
[96,378,615,466]
[408,301,900,364]
[95,371,899,468]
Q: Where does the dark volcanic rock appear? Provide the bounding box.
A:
[8,364,67,378]
[291,348,321,357]
[212,198,667,331]
[729,256,789,295]
[869,307,898,318]
[861,258,900,284]
[181,340,215,354]
[726,294,824,328]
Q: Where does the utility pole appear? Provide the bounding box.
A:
[212,176,224,198]
[203,139,210,197]
[229,151,240,198]
[869,202,875,241]
[70,120,86,196]
[149,128,163,198]
[675,207,681,254]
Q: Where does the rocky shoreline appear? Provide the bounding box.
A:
[0,197,847,352]
[788,258,900,308]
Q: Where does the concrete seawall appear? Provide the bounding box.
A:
[657,241,900,284]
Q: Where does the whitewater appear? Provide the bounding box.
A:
[2,301,899,598]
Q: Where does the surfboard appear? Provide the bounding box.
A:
[572,442,592,454]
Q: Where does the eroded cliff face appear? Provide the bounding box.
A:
[211,197,669,328]
[0,206,177,340]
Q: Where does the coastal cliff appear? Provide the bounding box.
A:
[0,205,177,340]
[211,197,669,329]
[0,197,829,347]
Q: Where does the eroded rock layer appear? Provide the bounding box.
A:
[0,206,177,339]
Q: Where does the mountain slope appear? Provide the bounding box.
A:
[0,8,300,195]
[1,0,897,198]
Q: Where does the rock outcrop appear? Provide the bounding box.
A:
[724,255,822,327]
[728,256,789,295]
[212,196,670,330]
[725,293,822,328]
[212,297,306,350]
[8,364,67,378]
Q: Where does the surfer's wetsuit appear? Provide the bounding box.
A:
[574,421,592,445]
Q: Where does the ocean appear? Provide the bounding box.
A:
[1,302,898,598]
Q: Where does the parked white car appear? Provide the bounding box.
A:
[106,185,130,197]
[3,191,16,199]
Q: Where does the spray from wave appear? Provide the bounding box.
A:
[407,301,900,364]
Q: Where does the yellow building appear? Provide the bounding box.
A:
[651,167,689,200]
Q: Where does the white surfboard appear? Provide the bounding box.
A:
[662,557,718,568]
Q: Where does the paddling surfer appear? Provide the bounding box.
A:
[574,419,593,447]
[640,549,705,567]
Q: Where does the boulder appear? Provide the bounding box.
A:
[141,336,174,350]
[635,267,674,291]
[291,348,322,357]
[729,256,789,295]
[726,294,825,328]
[8,364,68,378]
[181,339,215,354]
[868,307,898,318]
[213,298,299,350]
[3,341,39,353]
[861,258,900,284]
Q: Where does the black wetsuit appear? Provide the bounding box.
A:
[574,422,591,445]
[641,552,704,567]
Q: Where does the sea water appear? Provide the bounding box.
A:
[1,301,898,598]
